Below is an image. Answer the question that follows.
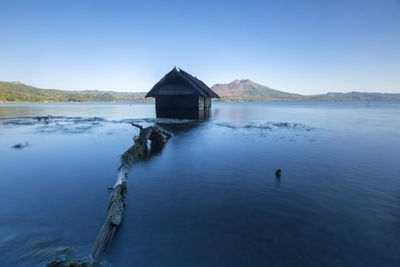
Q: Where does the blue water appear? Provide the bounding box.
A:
[0,102,399,266]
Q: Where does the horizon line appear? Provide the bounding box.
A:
[1,79,398,96]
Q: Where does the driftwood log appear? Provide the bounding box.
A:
[90,124,171,263]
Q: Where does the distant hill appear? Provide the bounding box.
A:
[1,80,399,103]
[212,79,400,102]
[310,92,400,102]
[0,81,148,102]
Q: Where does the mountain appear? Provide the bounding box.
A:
[211,79,306,101]
[211,79,400,102]
[0,81,148,102]
[1,80,399,103]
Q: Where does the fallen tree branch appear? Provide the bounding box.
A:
[90,124,171,264]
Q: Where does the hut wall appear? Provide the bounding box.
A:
[198,96,204,109]
[204,97,211,109]
[198,97,212,110]
[154,95,212,119]
[155,95,199,110]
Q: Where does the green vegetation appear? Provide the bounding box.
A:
[0,81,149,102]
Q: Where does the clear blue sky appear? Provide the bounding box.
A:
[0,0,399,94]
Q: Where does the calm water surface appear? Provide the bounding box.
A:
[0,102,399,266]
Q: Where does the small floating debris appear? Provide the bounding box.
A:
[275,169,282,178]
[35,115,52,121]
[11,142,29,149]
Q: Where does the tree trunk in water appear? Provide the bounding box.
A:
[90,124,171,263]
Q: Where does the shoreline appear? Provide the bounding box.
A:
[1,99,400,104]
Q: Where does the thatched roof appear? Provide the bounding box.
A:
[145,67,220,98]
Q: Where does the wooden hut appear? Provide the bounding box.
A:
[146,67,220,119]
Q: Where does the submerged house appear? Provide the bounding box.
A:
[145,67,220,119]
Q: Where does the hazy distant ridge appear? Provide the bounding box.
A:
[1,80,399,102]
[310,91,400,102]
[0,81,147,102]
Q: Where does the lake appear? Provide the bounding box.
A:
[0,102,400,266]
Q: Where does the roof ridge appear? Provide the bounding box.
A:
[145,68,219,98]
